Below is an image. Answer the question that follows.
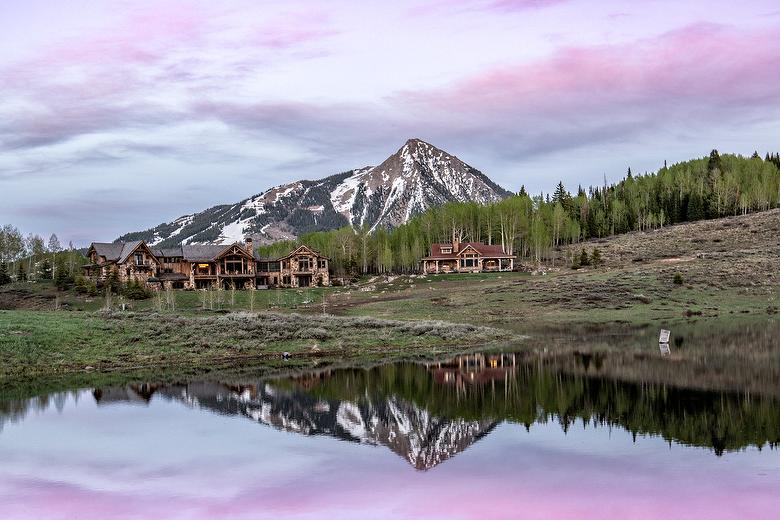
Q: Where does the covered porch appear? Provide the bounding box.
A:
[481,257,514,272]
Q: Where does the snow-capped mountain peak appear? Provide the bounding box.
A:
[118,139,511,246]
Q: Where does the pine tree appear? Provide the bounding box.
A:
[0,262,11,285]
[38,258,52,280]
[17,263,27,281]
[707,149,722,172]
[579,248,590,267]
[591,248,602,267]
[105,268,121,294]
[553,181,567,203]
[687,192,705,221]
[627,167,632,179]
[54,258,73,290]
[518,185,527,197]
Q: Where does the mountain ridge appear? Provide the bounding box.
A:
[117,139,511,246]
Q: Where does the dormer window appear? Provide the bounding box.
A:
[441,247,452,254]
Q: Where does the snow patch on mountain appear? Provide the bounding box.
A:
[118,139,511,247]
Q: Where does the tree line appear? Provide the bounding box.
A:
[4,149,778,285]
[0,226,85,287]
[259,150,780,275]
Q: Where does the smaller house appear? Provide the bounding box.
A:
[421,239,515,274]
[84,241,161,284]
[257,245,329,288]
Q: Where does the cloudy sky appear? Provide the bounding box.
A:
[2,0,779,245]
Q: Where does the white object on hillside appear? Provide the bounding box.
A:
[659,329,671,343]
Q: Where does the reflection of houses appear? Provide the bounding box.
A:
[83,239,330,289]
[421,239,516,274]
[92,383,162,405]
[427,353,518,388]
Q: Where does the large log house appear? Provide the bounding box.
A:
[84,240,330,289]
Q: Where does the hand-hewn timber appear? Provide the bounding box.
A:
[83,239,330,289]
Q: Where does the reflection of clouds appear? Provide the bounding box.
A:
[1,421,778,520]
[1,383,779,519]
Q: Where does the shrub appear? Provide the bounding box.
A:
[54,265,74,290]
[123,280,152,300]
[38,259,53,280]
[105,269,121,294]
[0,262,11,286]
[673,273,684,285]
[591,248,602,267]
[74,275,98,296]
[579,249,591,267]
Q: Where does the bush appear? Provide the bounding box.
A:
[123,280,152,300]
[38,259,53,280]
[54,264,74,290]
[74,275,98,296]
[0,262,10,286]
[105,268,121,294]
[673,273,684,285]
[591,248,602,267]
[579,249,591,267]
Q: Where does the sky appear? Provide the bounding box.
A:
[1,0,780,245]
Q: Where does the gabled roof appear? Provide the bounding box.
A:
[422,242,516,260]
[175,242,259,262]
[89,241,160,264]
[155,247,184,258]
[118,241,160,265]
[88,242,126,262]
[180,245,230,262]
[277,244,329,261]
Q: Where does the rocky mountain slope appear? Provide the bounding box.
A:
[118,139,511,246]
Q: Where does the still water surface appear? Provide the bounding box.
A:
[1,349,779,519]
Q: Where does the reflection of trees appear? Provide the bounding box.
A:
[297,356,780,456]
[0,390,77,433]
[2,349,779,458]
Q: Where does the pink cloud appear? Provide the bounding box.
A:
[488,0,569,11]
[389,22,780,157]
[0,3,337,152]
[401,23,780,115]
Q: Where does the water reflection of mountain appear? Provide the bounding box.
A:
[146,381,497,470]
[3,351,779,463]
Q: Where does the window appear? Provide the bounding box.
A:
[134,253,143,266]
[460,253,479,268]
[441,247,452,254]
[298,257,311,271]
[318,259,327,269]
[224,256,244,274]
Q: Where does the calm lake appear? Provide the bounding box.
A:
[2,327,780,519]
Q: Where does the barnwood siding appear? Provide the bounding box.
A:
[84,240,330,289]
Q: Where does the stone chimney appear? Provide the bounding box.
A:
[245,237,254,254]
[452,235,460,253]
